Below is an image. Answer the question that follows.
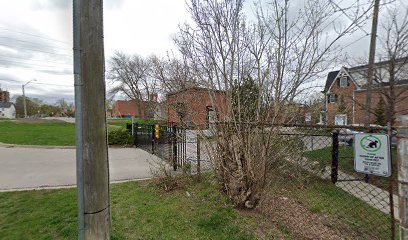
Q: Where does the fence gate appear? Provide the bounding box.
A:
[127,123,187,170]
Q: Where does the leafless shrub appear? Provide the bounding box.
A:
[149,156,194,191]
[175,0,371,208]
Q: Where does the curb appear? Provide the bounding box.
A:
[0,177,153,193]
[0,142,75,149]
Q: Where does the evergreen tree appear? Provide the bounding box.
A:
[375,97,386,126]
[231,76,260,122]
[337,95,347,114]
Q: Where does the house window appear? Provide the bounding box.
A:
[335,114,347,126]
[328,94,337,103]
[207,106,217,126]
[339,77,348,87]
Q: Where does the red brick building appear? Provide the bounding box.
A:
[166,87,227,127]
[322,59,408,125]
[112,100,150,118]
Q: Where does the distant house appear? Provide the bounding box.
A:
[322,58,408,125]
[112,100,149,118]
[0,102,16,119]
[112,94,158,119]
[166,87,227,127]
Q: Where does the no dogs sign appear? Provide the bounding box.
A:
[354,133,391,177]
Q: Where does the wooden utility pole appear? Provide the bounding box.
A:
[398,115,408,239]
[73,0,110,239]
[364,0,380,126]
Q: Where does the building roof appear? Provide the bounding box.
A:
[323,70,339,92]
[323,57,408,93]
[112,100,146,116]
[0,102,14,108]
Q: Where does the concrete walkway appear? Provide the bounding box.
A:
[297,156,399,219]
[318,167,399,219]
[0,146,158,191]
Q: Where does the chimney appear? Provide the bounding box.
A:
[149,93,158,102]
[0,89,10,103]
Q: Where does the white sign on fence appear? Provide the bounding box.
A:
[354,133,391,177]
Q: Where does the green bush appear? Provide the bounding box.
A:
[108,128,134,146]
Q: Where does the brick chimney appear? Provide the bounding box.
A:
[0,89,10,103]
[149,93,158,102]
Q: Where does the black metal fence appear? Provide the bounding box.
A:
[127,123,210,171]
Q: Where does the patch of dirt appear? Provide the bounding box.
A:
[257,193,363,240]
[237,209,289,240]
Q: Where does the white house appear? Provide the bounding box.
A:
[0,102,16,118]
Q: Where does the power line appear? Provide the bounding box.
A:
[0,59,72,70]
[0,26,71,45]
[0,78,73,87]
[0,54,72,66]
[0,36,72,51]
[0,42,72,58]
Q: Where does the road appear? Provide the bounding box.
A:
[0,146,157,191]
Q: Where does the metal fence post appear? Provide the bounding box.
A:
[134,123,138,147]
[151,125,155,154]
[172,125,177,171]
[197,134,201,178]
[311,137,314,151]
[331,130,339,184]
[398,115,408,239]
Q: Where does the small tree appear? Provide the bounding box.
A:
[231,76,260,122]
[337,96,348,114]
[375,97,386,126]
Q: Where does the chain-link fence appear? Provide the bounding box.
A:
[128,123,397,239]
[267,125,397,239]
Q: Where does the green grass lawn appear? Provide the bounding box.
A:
[0,179,269,240]
[0,121,76,146]
[277,177,395,239]
[107,118,156,128]
[0,120,133,146]
[305,145,397,191]
[268,164,396,240]
[0,171,395,239]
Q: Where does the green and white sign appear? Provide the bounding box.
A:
[354,133,391,177]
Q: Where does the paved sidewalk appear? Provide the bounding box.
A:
[297,156,399,219]
[0,146,158,191]
[318,167,399,219]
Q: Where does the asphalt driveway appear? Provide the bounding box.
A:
[0,146,157,191]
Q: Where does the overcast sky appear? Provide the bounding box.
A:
[0,0,190,103]
[0,0,401,104]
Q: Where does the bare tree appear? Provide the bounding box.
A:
[349,2,408,127]
[150,54,199,94]
[175,0,373,208]
[107,51,159,117]
[108,51,154,101]
[376,3,408,126]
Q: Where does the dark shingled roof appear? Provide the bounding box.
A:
[323,70,339,93]
[0,102,14,108]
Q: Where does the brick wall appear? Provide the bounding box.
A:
[326,77,356,125]
[166,88,227,127]
[354,85,408,125]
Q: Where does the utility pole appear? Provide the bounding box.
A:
[73,0,110,239]
[364,0,380,127]
[398,115,408,239]
[22,79,36,118]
